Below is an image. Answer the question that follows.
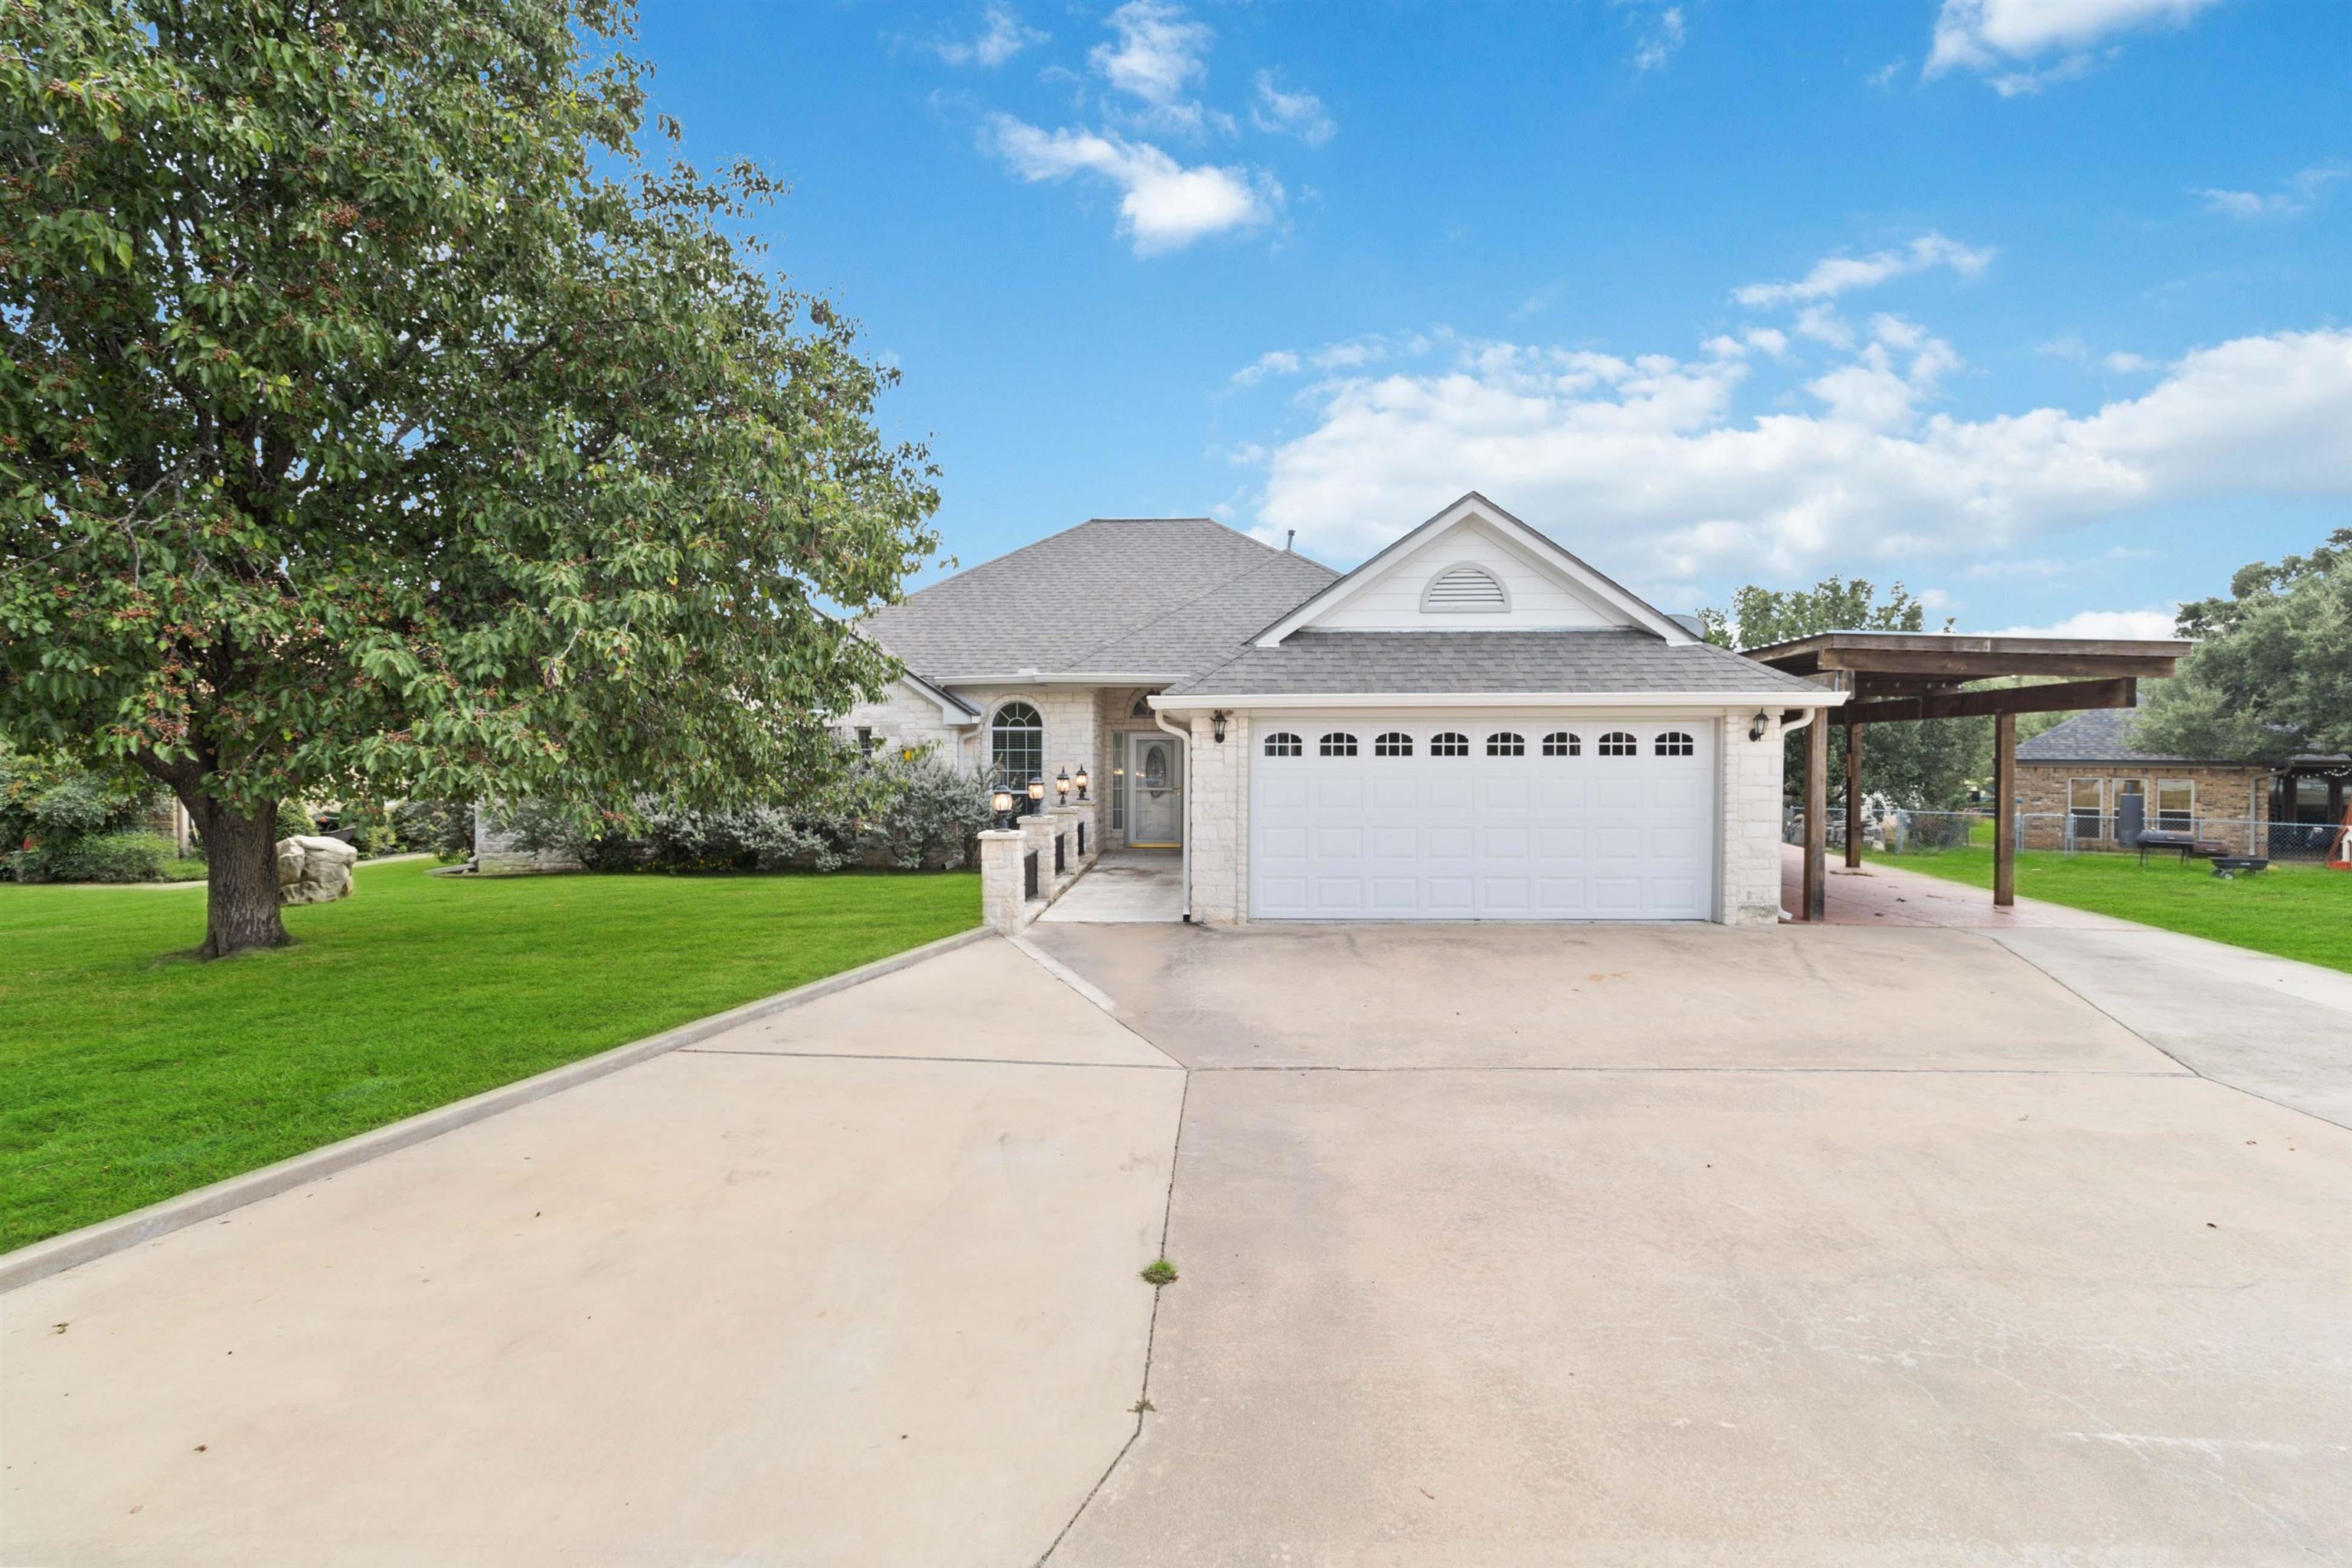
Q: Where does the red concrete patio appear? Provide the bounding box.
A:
[1779,843,2132,929]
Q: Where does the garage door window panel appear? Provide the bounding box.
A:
[1264,731,1303,758]
[1599,731,1638,757]
[1487,731,1526,757]
[1320,732,1359,758]
[1374,731,1413,757]
[1542,731,1580,756]
[1655,731,1695,757]
[1431,732,1470,757]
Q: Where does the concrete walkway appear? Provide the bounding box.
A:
[2,939,1184,1568]
[1779,841,2130,927]
[1037,848,1184,923]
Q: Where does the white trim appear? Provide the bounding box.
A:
[1153,690,1848,712]
[899,671,980,726]
[1253,492,1697,648]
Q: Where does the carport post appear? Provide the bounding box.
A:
[1803,708,1828,922]
[1993,710,2017,907]
[1844,713,1864,870]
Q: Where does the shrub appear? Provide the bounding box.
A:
[11,831,182,884]
[508,746,994,874]
[390,799,476,861]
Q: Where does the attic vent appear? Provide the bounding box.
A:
[1421,563,1509,613]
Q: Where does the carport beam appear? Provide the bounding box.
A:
[1804,708,1828,922]
[1993,710,2017,907]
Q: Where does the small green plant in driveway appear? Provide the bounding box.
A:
[1141,1258,1179,1286]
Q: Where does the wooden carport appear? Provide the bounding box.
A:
[1741,633,2194,920]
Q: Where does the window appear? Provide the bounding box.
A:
[1374,731,1413,757]
[1420,563,1509,612]
[2069,778,2104,841]
[1430,731,1469,757]
[1319,731,1358,758]
[1486,731,1525,757]
[1131,692,1153,717]
[1109,731,1126,831]
[1599,731,1638,756]
[854,726,877,754]
[2158,779,2194,831]
[1263,731,1303,757]
[1655,730,1695,757]
[1541,731,1580,757]
[989,701,1044,792]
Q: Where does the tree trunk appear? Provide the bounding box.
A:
[192,796,290,958]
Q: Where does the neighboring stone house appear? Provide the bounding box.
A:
[2015,705,2348,853]
[844,492,1844,925]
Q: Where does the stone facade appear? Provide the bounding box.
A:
[1718,710,1788,926]
[1182,709,1250,924]
[835,678,970,761]
[2013,763,2270,851]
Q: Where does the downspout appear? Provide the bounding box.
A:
[1153,708,1194,922]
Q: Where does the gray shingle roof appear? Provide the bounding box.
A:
[2017,706,2226,765]
[1163,631,1826,697]
[860,519,1338,681]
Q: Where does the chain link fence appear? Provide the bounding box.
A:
[1785,806,2340,864]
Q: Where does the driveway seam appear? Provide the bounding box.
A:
[1178,1063,2197,1076]
[1008,936,1188,1070]
[679,1047,1179,1071]
[1034,1067,1191,1566]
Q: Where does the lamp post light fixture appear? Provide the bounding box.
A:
[1750,710,1772,742]
[1054,767,1072,802]
[1073,764,1090,802]
[1026,774,1047,815]
[990,785,1017,831]
[1211,709,1229,744]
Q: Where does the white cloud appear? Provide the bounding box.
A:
[1794,305,1854,349]
[1230,349,1302,387]
[985,116,1278,254]
[1743,326,1790,358]
[1978,607,2181,640]
[2191,165,2349,220]
[1867,57,1906,89]
[1629,5,1687,71]
[929,4,1047,67]
[1802,317,1961,430]
[1251,70,1335,146]
[1090,0,1214,132]
[1926,0,2219,91]
[1734,232,1994,309]
[1245,328,2352,586]
[2104,351,2158,374]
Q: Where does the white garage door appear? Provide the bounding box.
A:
[1250,720,1717,921]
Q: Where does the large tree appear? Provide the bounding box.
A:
[2134,528,2351,766]
[2,0,938,955]
[1701,577,1988,808]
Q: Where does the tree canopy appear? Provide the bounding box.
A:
[2134,528,2351,766]
[1701,576,1987,808]
[2,0,939,952]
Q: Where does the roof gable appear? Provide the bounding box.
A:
[1254,493,1695,648]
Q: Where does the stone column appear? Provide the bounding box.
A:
[1048,803,1093,875]
[1019,812,1059,903]
[978,829,1027,934]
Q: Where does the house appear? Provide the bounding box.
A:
[846,492,1842,924]
[2016,705,2349,854]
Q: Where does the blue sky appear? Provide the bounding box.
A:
[635,0,2350,636]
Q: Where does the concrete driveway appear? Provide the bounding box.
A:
[1027,921,2352,1567]
[9,917,2349,1567]
[2,938,1184,1568]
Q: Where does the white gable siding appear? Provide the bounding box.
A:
[1311,520,1629,632]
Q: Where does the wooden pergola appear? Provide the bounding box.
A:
[1742,632,2194,920]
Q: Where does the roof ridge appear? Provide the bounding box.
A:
[1063,549,1338,671]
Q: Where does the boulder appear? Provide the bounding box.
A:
[276,835,360,905]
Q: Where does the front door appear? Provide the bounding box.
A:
[1129,733,1184,847]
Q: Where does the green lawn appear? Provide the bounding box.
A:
[1863,845,2352,974]
[0,861,978,1252]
